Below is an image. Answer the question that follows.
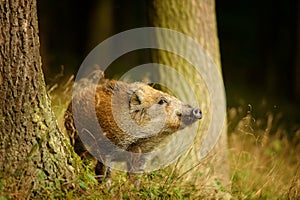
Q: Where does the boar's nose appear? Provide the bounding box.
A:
[192,108,202,119]
[179,106,202,129]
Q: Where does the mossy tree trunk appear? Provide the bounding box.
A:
[148,0,229,192]
[0,0,80,197]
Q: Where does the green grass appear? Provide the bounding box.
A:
[0,78,299,199]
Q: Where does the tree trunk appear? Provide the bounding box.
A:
[148,0,229,193]
[0,0,80,197]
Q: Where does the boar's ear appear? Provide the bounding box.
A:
[127,87,145,105]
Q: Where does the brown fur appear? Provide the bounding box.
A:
[65,74,201,180]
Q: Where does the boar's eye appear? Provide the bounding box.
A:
[158,98,168,105]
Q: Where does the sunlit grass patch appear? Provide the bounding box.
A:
[47,74,74,131]
[228,105,300,199]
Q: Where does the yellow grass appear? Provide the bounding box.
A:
[228,106,300,199]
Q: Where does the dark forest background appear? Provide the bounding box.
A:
[37,0,300,126]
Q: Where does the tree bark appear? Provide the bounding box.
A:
[148,0,229,193]
[0,0,79,197]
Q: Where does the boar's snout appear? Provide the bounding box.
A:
[179,106,202,129]
[192,107,202,119]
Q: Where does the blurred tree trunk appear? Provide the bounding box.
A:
[0,0,80,197]
[148,0,229,194]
